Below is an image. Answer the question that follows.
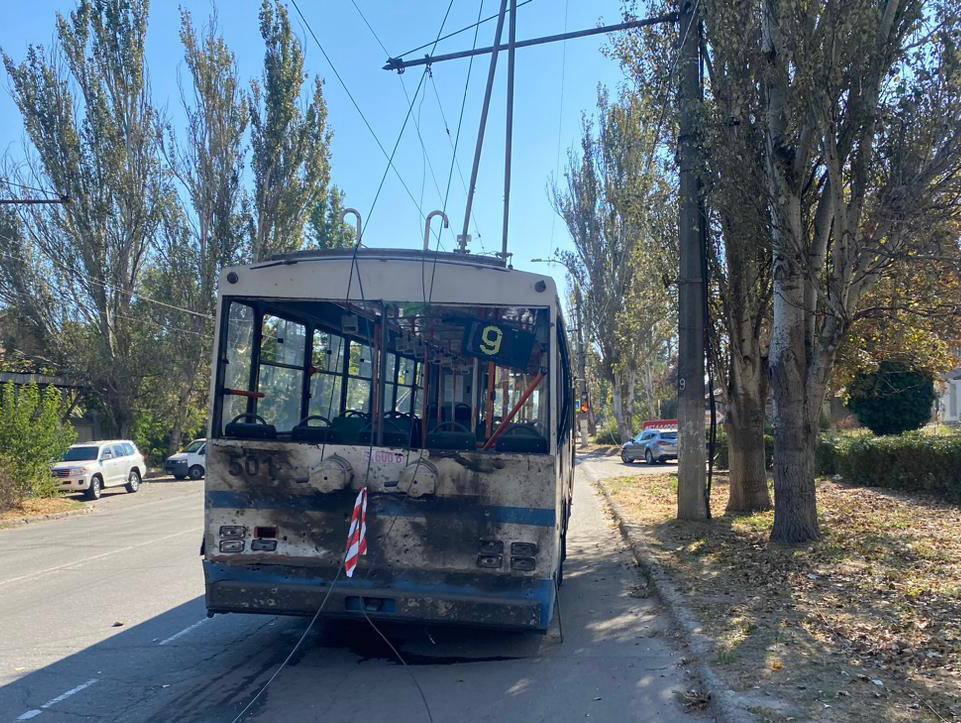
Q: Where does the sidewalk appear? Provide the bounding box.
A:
[579,454,961,723]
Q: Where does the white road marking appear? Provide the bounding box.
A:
[158,617,209,646]
[16,678,99,719]
[0,529,198,588]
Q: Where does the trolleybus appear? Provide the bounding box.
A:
[202,247,574,631]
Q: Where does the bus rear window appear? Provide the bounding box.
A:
[213,298,552,452]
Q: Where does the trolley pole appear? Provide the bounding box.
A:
[675,0,708,520]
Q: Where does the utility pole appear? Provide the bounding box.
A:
[500,0,517,262]
[385,9,678,266]
[675,0,708,520]
[459,0,510,254]
[572,285,594,445]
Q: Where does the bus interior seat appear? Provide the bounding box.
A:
[494,424,549,454]
[330,412,369,445]
[291,416,332,444]
[359,415,413,448]
[224,420,277,440]
[453,403,471,426]
[426,422,476,451]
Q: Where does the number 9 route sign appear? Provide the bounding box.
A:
[462,320,539,371]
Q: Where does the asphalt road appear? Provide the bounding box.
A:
[0,455,700,723]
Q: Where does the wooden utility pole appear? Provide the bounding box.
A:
[675,0,708,520]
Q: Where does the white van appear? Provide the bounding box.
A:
[164,439,206,480]
[51,441,146,500]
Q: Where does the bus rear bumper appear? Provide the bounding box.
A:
[203,561,556,631]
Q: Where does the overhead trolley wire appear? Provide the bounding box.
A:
[391,0,534,61]
[547,0,570,261]
[428,70,484,248]
[232,7,456,721]
[0,238,213,321]
[350,0,453,249]
[289,0,432,224]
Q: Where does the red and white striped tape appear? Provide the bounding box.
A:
[344,487,368,578]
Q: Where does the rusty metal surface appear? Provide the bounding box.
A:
[203,439,563,628]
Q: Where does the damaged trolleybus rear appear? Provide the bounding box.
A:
[202,248,574,631]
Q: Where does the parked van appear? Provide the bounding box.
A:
[51,441,146,500]
[164,439,206,480]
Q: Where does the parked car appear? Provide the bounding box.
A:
[621,428,679,464]
[164,438,206,480]
[51,440,146,500]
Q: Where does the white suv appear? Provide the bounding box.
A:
[51,440,146,500]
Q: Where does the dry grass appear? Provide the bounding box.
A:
[0,496,88,528]
[602,473,961,722]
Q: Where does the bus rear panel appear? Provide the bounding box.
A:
[202,251,574,632]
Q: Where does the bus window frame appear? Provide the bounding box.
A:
[213,296,555,451]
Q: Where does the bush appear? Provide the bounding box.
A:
[834,432,961,501]
[847,361,936,436]
[0,457,23,510]
[0,382,76,508]
[713,429,774,470]
[815,435,843,476]
[594,420,621,446]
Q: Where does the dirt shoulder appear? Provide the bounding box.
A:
[595,470,961,722]
[0,496,90,529]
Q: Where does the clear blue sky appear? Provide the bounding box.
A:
[0,0,629,280]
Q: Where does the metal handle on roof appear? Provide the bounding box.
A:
[342,208,363,246]
[424,210,449,251]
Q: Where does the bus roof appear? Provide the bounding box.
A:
[220,247,561,310]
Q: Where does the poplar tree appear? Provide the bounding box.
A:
[249,0,332,260]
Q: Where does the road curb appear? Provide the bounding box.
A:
[580,460,756,723]
[0,504,92,530]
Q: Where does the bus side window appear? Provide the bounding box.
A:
[345,341,373,413]
[310,330,345,419]
[557,326,573,440]
[221,302,256,429]
[257,315,307,432]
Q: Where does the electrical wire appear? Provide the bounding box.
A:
[391,0,535,61]
[361,606,434,723]
[546,0,570,261]
[0,240,213,320]
[289,0,431,224]
[428,71,484,248]
[230,565,344,723]
[349,0,451,250]
[0,178,62,197]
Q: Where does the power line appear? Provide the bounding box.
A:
[547,0,570,261]
[392,0,535,61]
[230,566,344,723]
[0,238,213,320]
[0,178,62,197]
[428,71,484,247]
[440,0,487,235]
[349,0,452,249]
[289,0,432,224]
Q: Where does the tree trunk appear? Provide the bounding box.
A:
[770,402,819,542]
[725,352,771,513]
[611,375,631,443]
[769,244,820,542]
[725,412,770,513]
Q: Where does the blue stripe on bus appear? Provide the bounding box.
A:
[206,489,556,527]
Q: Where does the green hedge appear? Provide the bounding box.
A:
[713,431,774,470]
[833,433,961,501]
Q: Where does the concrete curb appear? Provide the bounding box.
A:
[0,504,92,530]
[579,460,756,723]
